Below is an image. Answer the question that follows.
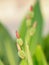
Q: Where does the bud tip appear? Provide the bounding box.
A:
[16,31,20,38]
[30,6,33,11]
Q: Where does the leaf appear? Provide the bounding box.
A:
[35,45,48,65]
[33,55,38,65]
[0,60,4,65]
[20,59,28,65]
[0,23,20,65]
[43,34,49,63]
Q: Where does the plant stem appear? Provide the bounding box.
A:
[25,29,33,65]
[25,42,33,65]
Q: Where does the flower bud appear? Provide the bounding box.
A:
[29,22,37,36]
[29,11,34,18]
[30,6,33,11]
[18,50,25,59]
[26,19,32,28]
[30,27,36,36]
[16,31,20,38]
[16,43,21,51]
[32,21,37,28]
[17,38,23,46]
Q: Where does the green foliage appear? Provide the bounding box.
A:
[0,60,4,65]
[0,23,19,65]
[20,59,28,65]
[43,35,49,63]
[18,1,45,65]
[19,1,43,56]
[35,45,48,65]
[0,0,48,65]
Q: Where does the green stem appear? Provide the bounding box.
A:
[25,43,33,65]
[25,29,33,65]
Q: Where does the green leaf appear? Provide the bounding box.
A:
[33,55,38,65]
[0,23,20,65]
[35,45,48,65]
[20,59,28,65]
[43,34,49,63]
[0,60,4,65]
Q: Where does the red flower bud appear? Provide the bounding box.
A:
[30,6,33,11]
[16,31,20,38]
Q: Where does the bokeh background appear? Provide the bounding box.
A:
[0,0,49,38]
